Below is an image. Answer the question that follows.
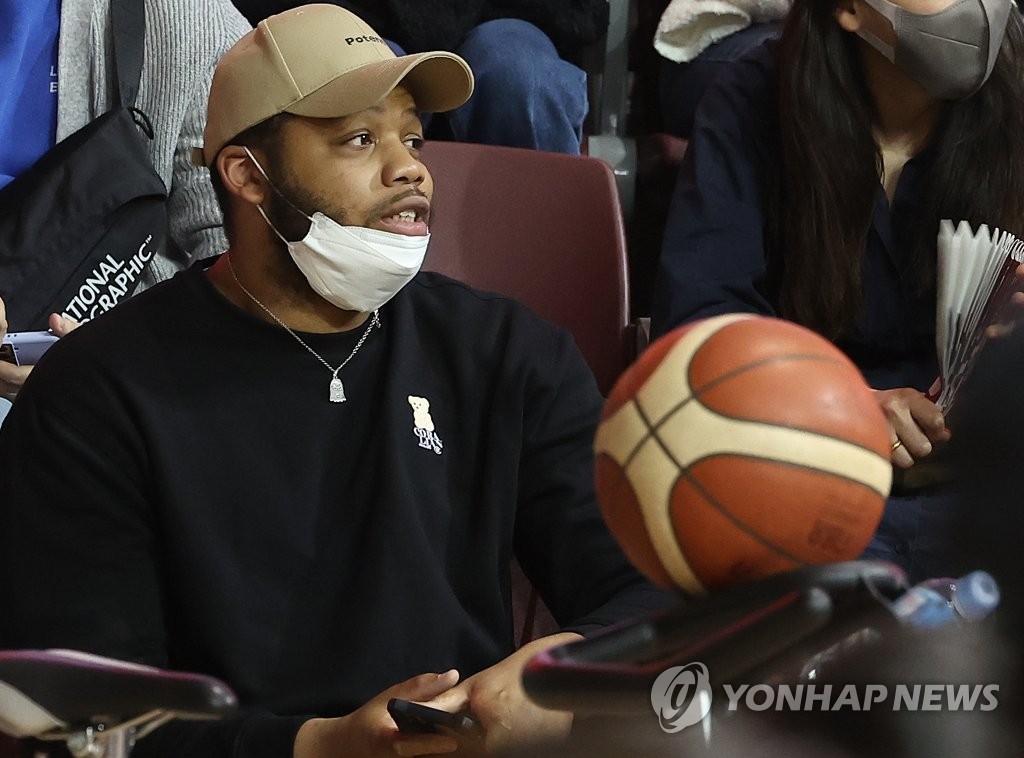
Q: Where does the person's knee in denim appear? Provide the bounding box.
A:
[447,19,588,154]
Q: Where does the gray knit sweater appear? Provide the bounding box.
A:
[57,0,250,288]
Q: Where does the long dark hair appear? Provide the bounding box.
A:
[765,3,1024,339]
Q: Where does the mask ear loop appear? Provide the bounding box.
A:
[854,0,900,62]
[254,203,294,246]
[981,0,1014,81]
[241,146,316,244]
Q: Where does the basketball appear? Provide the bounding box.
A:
[595,314,892,594]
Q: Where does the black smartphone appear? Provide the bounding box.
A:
[387,698,480,735]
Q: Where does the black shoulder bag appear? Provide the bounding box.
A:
[0,0,169,330]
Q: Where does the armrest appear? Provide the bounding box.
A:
[523,561,909,713]
[635,317,650,356]
[0,650,237,739]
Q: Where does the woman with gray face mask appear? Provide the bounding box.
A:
[651,0,1024,583]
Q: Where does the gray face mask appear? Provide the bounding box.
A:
[856,0,1012,100]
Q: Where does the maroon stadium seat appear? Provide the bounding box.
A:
[422,141,634,397]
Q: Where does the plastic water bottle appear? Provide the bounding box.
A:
[889,570,1000,629]
[795,571,1000,684]
[924,570,1001,621]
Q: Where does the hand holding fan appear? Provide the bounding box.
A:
[935,220,1024,412]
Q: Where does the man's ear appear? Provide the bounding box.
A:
[835,0,864,32]
[216,145,269,207]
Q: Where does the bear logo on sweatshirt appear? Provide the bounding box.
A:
[408,396,443,455]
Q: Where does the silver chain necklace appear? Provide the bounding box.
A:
[226,255,380,403]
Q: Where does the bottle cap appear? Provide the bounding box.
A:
[951,571,1000,621]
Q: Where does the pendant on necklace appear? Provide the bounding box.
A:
[329,377,347,403]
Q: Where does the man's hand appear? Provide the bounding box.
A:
[427,632,581,756]
[293,670,463,758]
[874,387,951,469]
[0,295,80,398]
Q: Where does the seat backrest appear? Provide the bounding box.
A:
[421,141,632,396]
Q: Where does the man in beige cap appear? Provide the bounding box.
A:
[0,4,670,757]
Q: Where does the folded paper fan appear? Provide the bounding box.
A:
[935,220,1024,412]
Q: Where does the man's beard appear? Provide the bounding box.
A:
[253,155,352,299]
[260,156,350,242]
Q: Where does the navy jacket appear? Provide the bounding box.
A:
[652,43,939,393]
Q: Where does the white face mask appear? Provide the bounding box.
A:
[244,148,429,313]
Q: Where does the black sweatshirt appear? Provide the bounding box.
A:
[0,261,672,756]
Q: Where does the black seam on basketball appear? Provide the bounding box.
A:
[643,410,811,565]
[689,353,846,399]
[635,398,882,565]
[688,452,887,498]
[674,453,883,563]
[625,364,887,486]
[623,394,660,468]
[600,451,684,589]
[641,354,884,460]
[673,467,810,567]
[641,354,843,437]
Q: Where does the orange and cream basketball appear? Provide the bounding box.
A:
[595,314,892,594]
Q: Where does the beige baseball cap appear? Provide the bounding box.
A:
[199,3,475,166]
